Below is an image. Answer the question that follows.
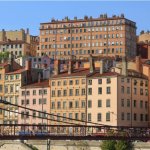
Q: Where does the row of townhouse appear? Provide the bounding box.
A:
[0,53,42,124]
[18,55,149,127]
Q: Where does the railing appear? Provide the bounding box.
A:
[0,124,149,141]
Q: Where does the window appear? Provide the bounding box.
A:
[134,88,137,94]
[98,87,102,94]
[33,111,36,118]
[26,99,29,105]
[0,85,3,92]
[10,75,14,80]
[75,113,79,120]
[121,86,124,93]
[63,90,67,96]
[10,85,13,93]
[133,100,136,107]
[33,90,36,95]
[106,112,110,121]
[140,114,143,121]
[57,81,61,86]
[69,80,73,85]
[52,82,55,86]
[15,84,19,92]
[127,113,130,121]
[107,78,111,84]
[63,80,67,85]
[69,101,73,108]
[43,90,47,95]
[127,99,130,107]
[121,112,124,120]
[57,90,61,97]
[127,87,130,94]
[75,80,79,85]
[81,101,85,108]
[69,113,72,119]
[75,101,79,108]
[88,80,92,85]
[39,99,42,104]
[106,87,111,94]
[5,86,8,93]
[16,74,19,79]
[81,89,85,95]
[140,89,143,95]
[145,101,148,109]
[106,99,110,107]
[43,99,47,104]
[81,113,85,121]
[21,100,24,105]
[98,100,102,107]
[51,102,55,109]
[69,89,73,96]
[140,100,143,108]
[121,99,124,107]
[134,113,137,121]
[57,101,61,109]
[33,99,36,105]
[39,90,42,95]
[88,100,92,108]
[98,79,102,84]
[63,101,67,109]
[75,89,79,96]
[88,88,92,95]
[88,113,91,122]
[52,90,55,97]
[97,113,102,122]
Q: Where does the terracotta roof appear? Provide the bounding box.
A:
[0,62,9,67]
[52,68,92,78]
[21,80,49,89]
[6,68,25,75]
[0,40,26,45]
[88,72,119,78]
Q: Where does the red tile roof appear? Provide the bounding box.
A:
[88,72,119,78]
[6,68,25,75]
[52,68,91,78]
[0,40,27,45]
[21,80,50,88]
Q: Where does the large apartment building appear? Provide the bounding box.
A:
[38,14,136,59]
[0,29,39,57]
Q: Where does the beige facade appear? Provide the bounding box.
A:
[0,29,39,57]
[138,32,150,43]
[39,14,136,59]
[87,73,148,127]
[50,70,88,125]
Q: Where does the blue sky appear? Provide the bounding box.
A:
[0,1,149,35]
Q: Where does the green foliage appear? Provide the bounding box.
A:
[101,140,116,150]
[101,140,132,150]
[0,51,9,61]
[115,141,129,150]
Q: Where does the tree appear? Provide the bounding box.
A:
[115,141,129,150]
[101,140,116,150]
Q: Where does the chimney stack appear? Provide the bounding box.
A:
[75,61,80,69]
[136,56,142,73]
[54,59,60,75]
[99,59,104,74]
[121,56,128,76]
[38,73,41,83]
[25,59,32,71]
[68,55,73,74]
[8,52,14,71]
[89,54,95,73]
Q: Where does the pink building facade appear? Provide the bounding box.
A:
[18,80,50,125]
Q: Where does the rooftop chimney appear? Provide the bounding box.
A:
[121,56,128,76]
[25,59,32,71]
[54,59,60,75]
[89,54,95,73]
[100,59,104,74]
[136,56,142,73]
[68,55,73,74]
[75,61,80,69]
[8,52,14,71]
[38,72,41,83]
